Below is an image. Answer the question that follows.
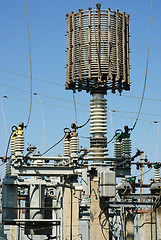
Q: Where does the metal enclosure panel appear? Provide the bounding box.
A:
[79,219,90,240]
[99,169,116,198]
[25,183,52,236]
[2,179,18,221]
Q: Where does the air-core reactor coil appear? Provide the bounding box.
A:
[66,3,130,93]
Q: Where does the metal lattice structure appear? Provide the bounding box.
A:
[66,3,130,93]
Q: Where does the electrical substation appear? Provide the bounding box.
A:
[1,2,161,240]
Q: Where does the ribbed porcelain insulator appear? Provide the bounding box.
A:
[114,142,122,158]
[88,148,108,161]
[122,138,131,157]
[70,136,79,154]
[10,138,15,155]
[5,160,11,176]
[63,139,70,157]
[90,97,107,136]
[15,135,24,152]
[155,168,160,182]
[89,93,108,162]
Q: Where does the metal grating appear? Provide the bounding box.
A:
[66,4,130,93]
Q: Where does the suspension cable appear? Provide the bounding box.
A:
[25,0,32,128]
[131,0,153,131]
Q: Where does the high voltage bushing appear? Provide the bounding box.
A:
[89,93,108,162]
[66,3,130,93]
[114,141,122,158]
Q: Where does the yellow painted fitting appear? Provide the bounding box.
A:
[16,128,24,136]
[11,131,17,140]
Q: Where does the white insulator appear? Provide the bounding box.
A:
[155,168,160,182]
[70,136,79,153]
[114,142,122,158]
[15,135,24,152]
[63,139,70,157]
[5,162,8,175]
[10,138,15,155]
[121,178,126,183]
[88,147,108,161]
[122,138,131,157]
[90,97,107,136]
[5,160,11,176]
[89,93,108,163]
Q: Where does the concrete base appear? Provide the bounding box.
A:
[90,176,109,240]
[63,178,79,240]
[125,211,134,240]
[140,211,156,240]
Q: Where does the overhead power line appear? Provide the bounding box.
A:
[1,67,161,103]
[1,94,160,123]
[25,0,32,128]
[131,0,153,131]
[0,67,64,86]
[73,92,78,125]
[0,82,161,118]
[34,93,46,152]
[1,97,7,154]
[1,93,161,119]
[0,82,88,107]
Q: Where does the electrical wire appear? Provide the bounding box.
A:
[3,81,161,118]
[3,79,161,118]
[156,123,159,162]
[5,133,12,159]
[107,134,117,145]
[73,91,77,125]
[77,118,90,129]
[0,67,64,86]
[144,120,152,155]
[131,0,153,131]
[40,128,70,156]
[2,66,161,103]
[1,94,161,123]
[0,82,88,106]
[34,93,46,152]
[136,167,152,178]
[25,0,32,128]
[1,97,7,154]
[27,235,33,240]
[2,80,161,118]
[5,126,18,159]
[40,135,65,156]
[0,162,5,167]
[109,110,114,157]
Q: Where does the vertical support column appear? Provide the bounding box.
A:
[125,211,134,240]
[90,171,109,240]
[157,207,161,239]
[10,226,17,240]
[63,178,79,240]
[140,152,144,196]
[140,209,156,240]
[72,179,79,240]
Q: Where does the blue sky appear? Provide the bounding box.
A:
[0,0,161,181]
